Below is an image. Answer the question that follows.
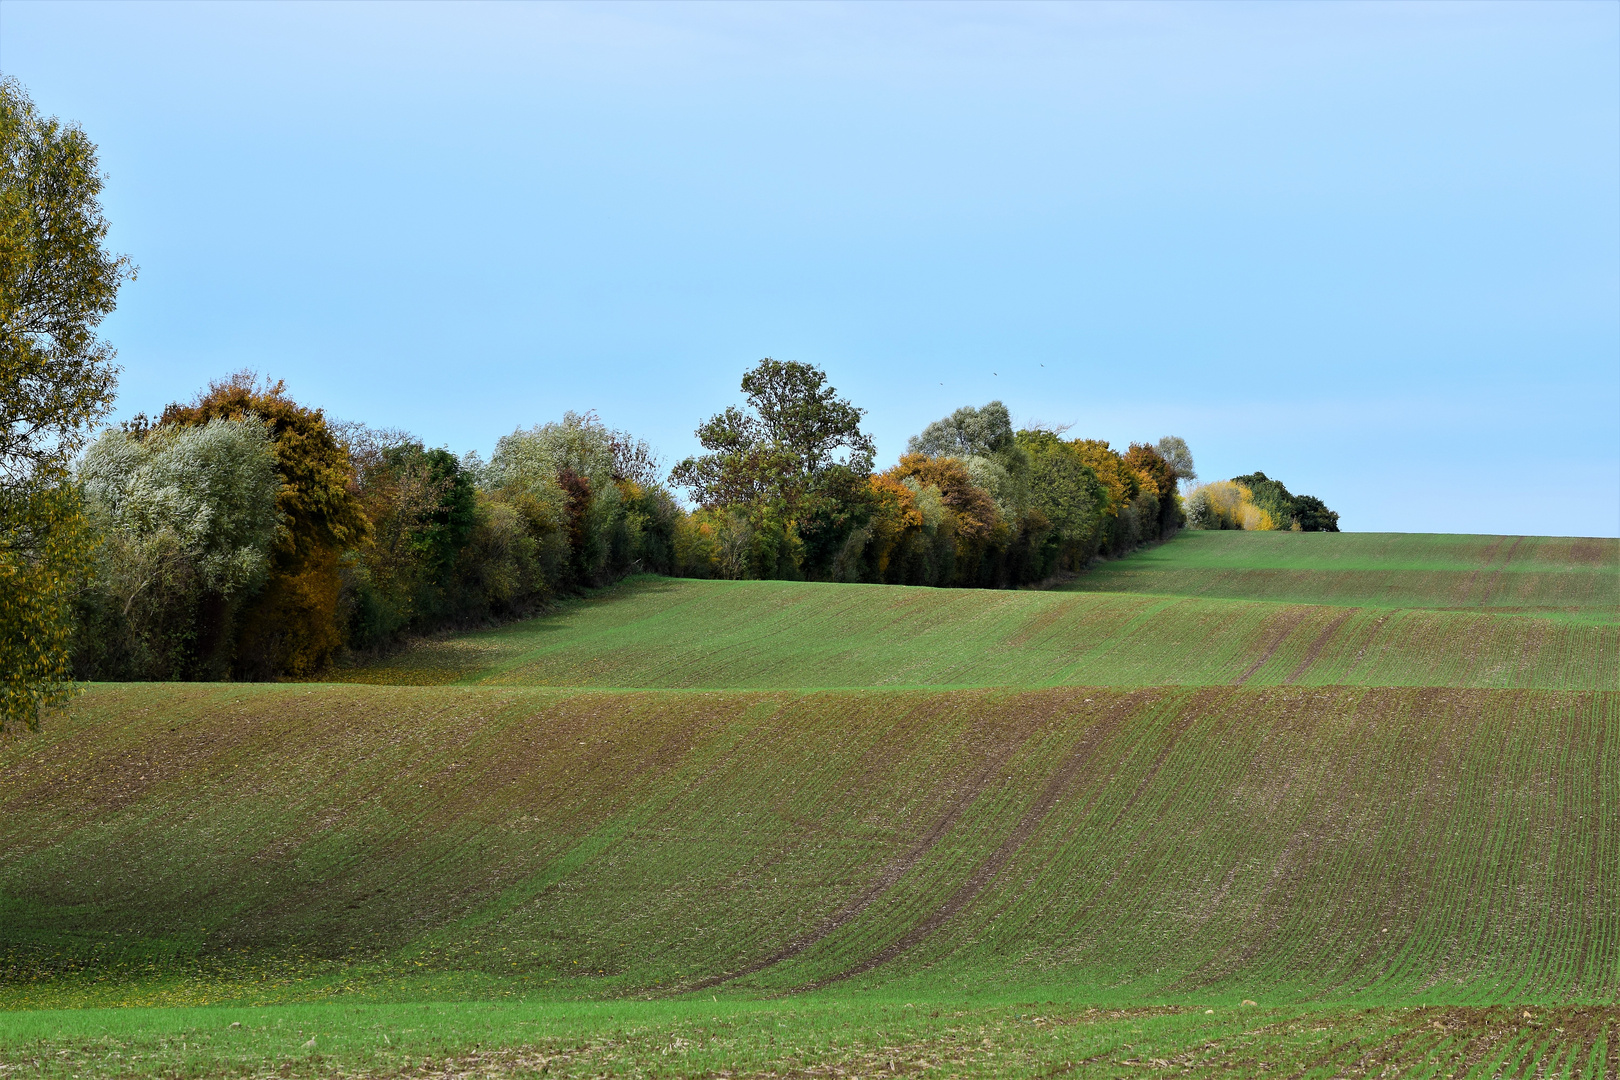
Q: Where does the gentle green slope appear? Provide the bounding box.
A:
[327,575,1617,691]
[1064,531,1620,619]
[5,531,1617,1077]
[2,682,1614,1010]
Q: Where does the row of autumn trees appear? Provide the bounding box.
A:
[71,374,681,681]
[669,359,1191,586]
[66,362,1195,683]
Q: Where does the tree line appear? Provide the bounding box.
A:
[64,363,1208,683]
[1,76,1336,726]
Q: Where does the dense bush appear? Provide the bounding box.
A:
[157,373,369,677]
[1186,473,1339,532]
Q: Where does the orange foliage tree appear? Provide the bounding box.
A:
[1069,439,1138,521]
[863,473,923,580]
[885,453,1003,583]
[1124,442,1183,538]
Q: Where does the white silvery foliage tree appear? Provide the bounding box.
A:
[484,429,566,517]
[485,411,627,583]
[1154,436,1196,492]
[486,411,616,516]
[74,417,282,678]
[907,400,1015,459]
[80,418,283,595]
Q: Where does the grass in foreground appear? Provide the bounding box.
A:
[5,532,1616,1076]
[2,998,1615,1078]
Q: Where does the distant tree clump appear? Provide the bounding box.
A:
[1153,436,1196,491]
[1,77,132,730]
[1186,473,1339,532]
[671,359,875,580]
[485,410,678,593]
[1018,429,1107,570]
[342,428,479,650]
[1229,472,1340,533]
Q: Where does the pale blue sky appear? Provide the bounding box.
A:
[3,1,1616,534]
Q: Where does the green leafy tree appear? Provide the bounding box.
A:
[340,427,482,647]
[672,358,875,531]
[1292,494,1340,532]
[1231,471,1296,528]
[1018,430,1106,566]
[382,445,476,578]
[1,77,132,731]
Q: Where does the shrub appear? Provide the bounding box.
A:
[1229,472,1341,532]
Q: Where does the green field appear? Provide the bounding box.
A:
[1067,531,1620,619]
[3,532,1617,1076]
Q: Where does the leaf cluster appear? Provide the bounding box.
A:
[0,78,131,492]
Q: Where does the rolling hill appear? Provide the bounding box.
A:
[2,530,1616,1077]
[324,531,1618,691]
[1065,531,1618,619]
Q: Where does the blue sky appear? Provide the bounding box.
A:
[3,1,1616,534]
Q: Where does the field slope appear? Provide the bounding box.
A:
[1065,531,1620,619]
[2,680,1615,1010]
[322,531,1617,691]
[2,531,1617,1077]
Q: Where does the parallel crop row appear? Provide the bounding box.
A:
[1,683,1613,1008]
[326,578,1617,691]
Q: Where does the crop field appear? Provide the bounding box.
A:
[1066,532,1620,621]
[326,578,1618,692]
[3,532,1617,1076]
